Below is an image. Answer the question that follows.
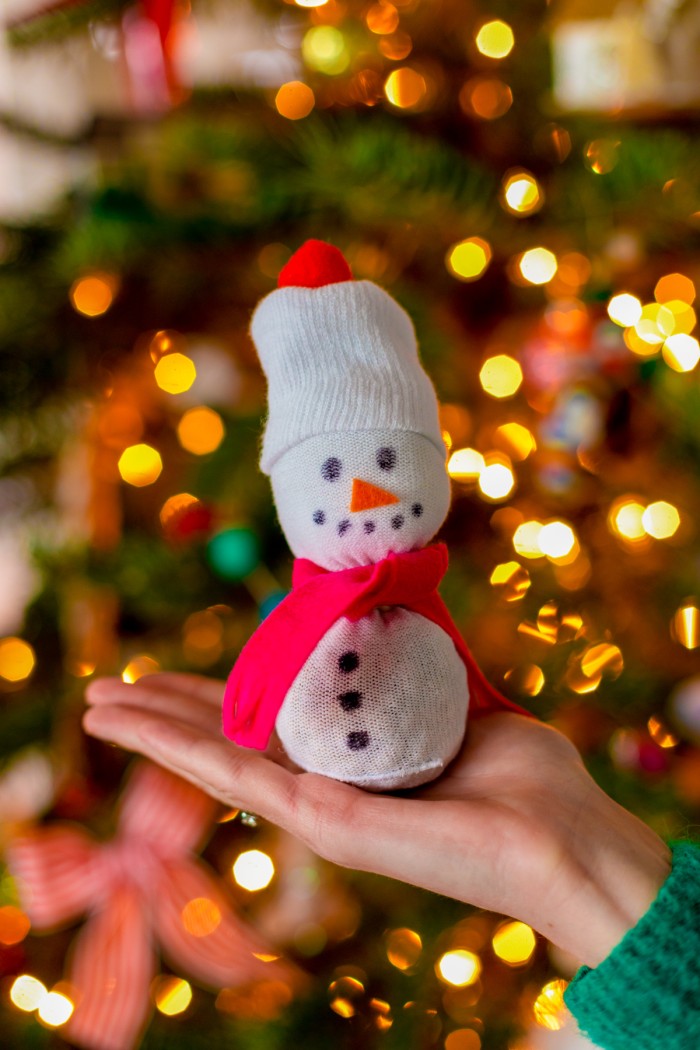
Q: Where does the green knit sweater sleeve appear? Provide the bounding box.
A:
[563,840,700,1049]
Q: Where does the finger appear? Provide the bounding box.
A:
[86,673,224,708]
[85,680,222,736]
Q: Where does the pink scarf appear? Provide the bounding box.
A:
[223,543,529,749]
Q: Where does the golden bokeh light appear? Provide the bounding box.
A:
[479,355,523,398]
[475,20,514,59]
[0,637,36,683]
[118,443,163,487]
[512,520,544,559]
[183,610,224,665]
[233,849,275,891]
[580,642,624,680]
[366,1,399,34]
[296,0,328,6]
[160,492,200,527]
[384,67,427,108]
[655,272,696,305]
[37,991,74,1027]
[635,303,675,346]
[662,299,696,334]
[608,498,647,542]
[489,561,531,602]
[378,31,413,60]
[385,927,423,970]
[181,897,222,937]
[623,325,660,358]
[11,975,47,1012]
[446,237,492,281]
[122,654,160,683]
[275,81,315,119]
[447,447,484,481]
[459,77,512,119]
[436,949,481,987]
[494,422,536,460]
[663,333,700,373]
[538,521,576,559]
[492,921,537,965]
[69,273,118,317]
[445,1030,481,1050]
[154,352,197,394]
[607,293,642,327]
[642,500,680,539]
[303,26,349,73]
[328,976,364,1020]
[0,905,31,946]
[153,976,193,1016]
[518,247,558,286]
[533,979,569,1030]
[177,407,226,455]
[647,715,679,749]
[502,172,543,216]
[672,602,700,649]
[478,461,515,501]
[504,664,545,696]
[584,138,620,175]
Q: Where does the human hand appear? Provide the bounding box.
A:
[83,673,670,968]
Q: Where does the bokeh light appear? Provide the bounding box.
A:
[38,991,74,1027]
[275,81,315,119]
[448,447,484,481]
[584,138,620,174]
[0,906,30,946]
[475,20,514,59]
[384,67,427,109]
[122,654,160,683]
[233,849,275,891]
[502,171,543,216]
[504,663,545,696]
[10,975,47,1012]
[635,303,675,346]
[607,293,642,327]
[69,273,117,317]
[459,77,512,119]
[479,355,523,398]
[538,521,576,559]
[446,238,492,281]
[0,637,36,682]
[160,492,200,527]
[492,921,537,965]
[181,897,222,937]
[302,26,349,74]
[118,444,163,487]
[478,461,515,501]
[672,602,700,649]
[512,520,544,559]
[642,501,680,539]
[489,561,531,601]
[153,976,193,1016]
[518,247,558,285]
[154,353,197,394]
[208,527,260,580]
[436,950,481,987]
[495,422,536,460]
[366,1,399,34]
[445,1031,481,1050]
[663,334,700,373]
[655,272,695,305]
[385,927,423,970]
[177,407,226,455]
[608,498,647,542]
[533,979,569,1030]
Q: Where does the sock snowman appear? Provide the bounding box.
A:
[222,240,526,791]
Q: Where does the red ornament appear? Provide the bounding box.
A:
[278,240,353,289]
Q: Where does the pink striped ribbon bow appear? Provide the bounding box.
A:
[7,761,300,1050]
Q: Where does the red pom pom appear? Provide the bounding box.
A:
[278,240,353,288]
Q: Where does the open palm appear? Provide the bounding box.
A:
[84,672,668,967]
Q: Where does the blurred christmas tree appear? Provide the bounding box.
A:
[1,0,700,1048]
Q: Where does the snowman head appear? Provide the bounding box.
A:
[250,241,450,568]
[271,429,450,570]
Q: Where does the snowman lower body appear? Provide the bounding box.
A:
[275,607,469,791]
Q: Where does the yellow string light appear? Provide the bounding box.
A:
[475,20,514,59]
[436,950,481,987]
[232,849,275,891]
[446,238,492,281]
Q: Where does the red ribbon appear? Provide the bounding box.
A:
[223,543,530,750]
[7,762,300,1050]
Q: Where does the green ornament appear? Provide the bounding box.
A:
[207,527,260,581]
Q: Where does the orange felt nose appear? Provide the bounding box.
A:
[350,478,400,512]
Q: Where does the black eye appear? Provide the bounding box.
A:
[376,447,396,471]
[312,510,326,525]
[321,457,342,481]
[411,503,423,518]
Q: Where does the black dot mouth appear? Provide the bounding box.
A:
[312,509,326,525]
[363,520,376,534]
[391,514,405,530]
[338,690,362,711]
[347,730,370,750]
[337,519,351,536]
